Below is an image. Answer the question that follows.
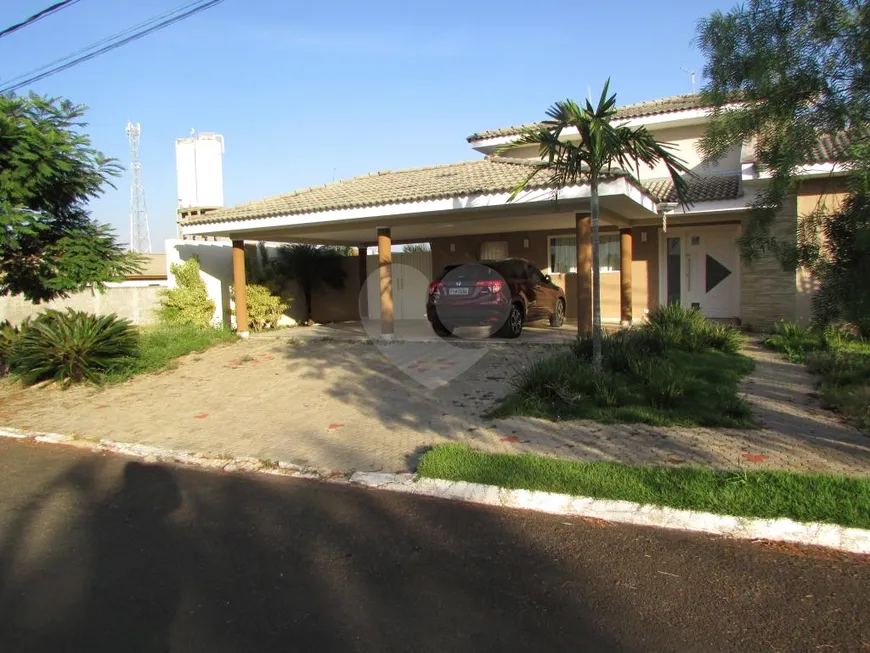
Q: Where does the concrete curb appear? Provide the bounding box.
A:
[0,426,342,482]
[4,426,868,555]
[347,472,870,556]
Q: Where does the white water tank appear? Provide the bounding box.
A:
[176,132,225,208]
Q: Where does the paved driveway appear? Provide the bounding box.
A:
[1,333,868,476]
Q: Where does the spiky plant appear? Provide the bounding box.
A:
[10,309,139,385]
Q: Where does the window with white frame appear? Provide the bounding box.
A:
[548,235,620,273]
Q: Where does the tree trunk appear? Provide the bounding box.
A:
[591,177,603,371]
[304,285,313,323]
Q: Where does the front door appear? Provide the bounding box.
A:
[664,226,740,320]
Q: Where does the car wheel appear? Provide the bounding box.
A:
[550,299,566,327]
[432,319,453,337]
[496,303,524,338]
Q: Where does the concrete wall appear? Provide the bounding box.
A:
[166,240,362,327]
[0,284,166,327]
[429,225,658,322]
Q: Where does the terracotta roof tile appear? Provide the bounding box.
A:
[807,131,852,164]
[467,94,706,142]
[183,159,624,225]
[181,157,744,227]
[643,174,742,203]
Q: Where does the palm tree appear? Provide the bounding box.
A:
[504,80,693,370]
[272,244,348,323]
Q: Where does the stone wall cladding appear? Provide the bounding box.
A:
[741,196,798,329]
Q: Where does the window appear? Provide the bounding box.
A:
[548,235,620,273]
[480,241,508,260]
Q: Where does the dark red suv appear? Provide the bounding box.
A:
[426,259,566,338]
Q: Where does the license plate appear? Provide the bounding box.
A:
[448,287,470,296]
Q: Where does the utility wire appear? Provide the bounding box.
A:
[1,0,225,93]
[0,0,82,40]
[1,0,212,89]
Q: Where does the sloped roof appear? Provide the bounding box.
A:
[467,94,706,143]
[181,158,629,225]
[180,157,746,228]
[644,174,742,203]
[807,131,852,164]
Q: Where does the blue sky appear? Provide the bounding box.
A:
[1,0,729,251]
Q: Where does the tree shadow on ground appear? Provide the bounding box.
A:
[1,445,869,652]
[0,450,630,652]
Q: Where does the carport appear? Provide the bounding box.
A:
[178,158,661,337]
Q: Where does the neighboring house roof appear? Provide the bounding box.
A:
[807,131,852,164]
[644,174,743,203]
[128,253,167,279]
[467,94,707,143]
[181,158,632,225]
[181,157,744,227]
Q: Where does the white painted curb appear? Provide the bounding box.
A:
[348,472,870,556]
[4,425,868,555]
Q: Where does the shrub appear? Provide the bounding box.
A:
[0,320,21,373]
[629,358,688,408]
[762,321,826,362]
[157,257,215,328]
[244,284,289,331]
[705,323,744,354]
[646,304,742,353]
[9,309,138,385]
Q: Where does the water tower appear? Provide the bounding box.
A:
[175,131,225,238]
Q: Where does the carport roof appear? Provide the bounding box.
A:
[181,158,629,226]
[180,157,743,228]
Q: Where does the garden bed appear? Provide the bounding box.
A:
[491,305,754,427]
[763,322,870,431]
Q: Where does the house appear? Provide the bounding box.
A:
[178,94,849,336]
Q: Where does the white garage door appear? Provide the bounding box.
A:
[366,250,433,320]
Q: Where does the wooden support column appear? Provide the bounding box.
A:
[576,212,592,333]
[377,228,394,336]
[619,228,633,326]
[231,239,249,338]
[357,245,369,319]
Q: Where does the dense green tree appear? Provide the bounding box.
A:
[504,81,692,369]
[0,93,139,302]
[696,0,870,262]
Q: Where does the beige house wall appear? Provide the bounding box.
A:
[794,178,850,323]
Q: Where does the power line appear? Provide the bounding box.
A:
[0,0,225,93]
[0,0,210,90]
[0,0,82,40]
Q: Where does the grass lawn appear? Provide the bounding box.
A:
[418,443,870,529]
[763,322,870,431]
[105,324,237,383]
[491,348,755,428]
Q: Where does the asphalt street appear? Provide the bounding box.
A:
[0,439,867,652]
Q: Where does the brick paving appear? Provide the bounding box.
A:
[0,334,867,476]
